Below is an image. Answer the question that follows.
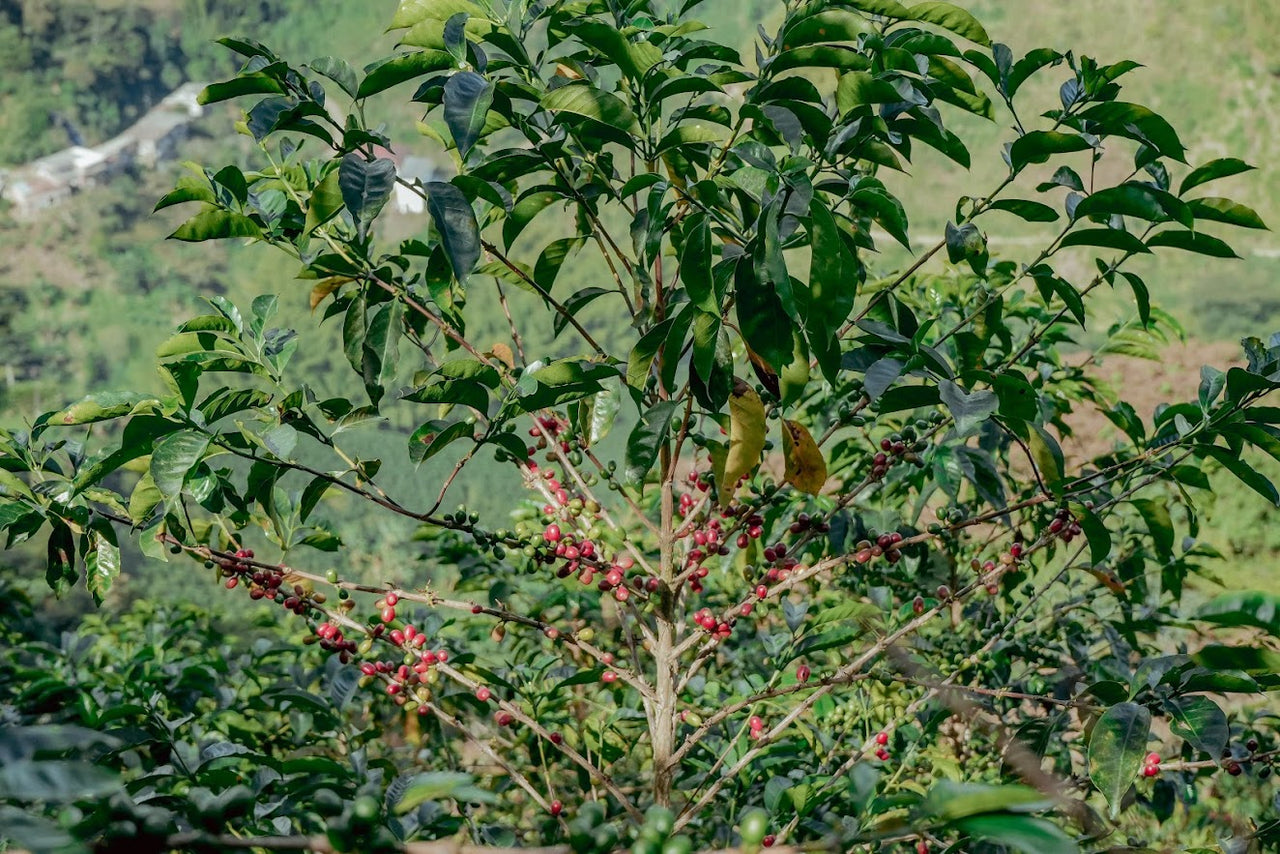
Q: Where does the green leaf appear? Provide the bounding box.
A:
[150,430,211,499]
[85,524,120,606]
[396,772,494,813]
[680,215,716,313]
[426,181,481,279]
[309,56,359,98]
[1073,184,1192,228]
[339,154,397,228]
[1130,497,1174,560]
[1187,197,1267,230]
[198,74,285,105]
[358,50,455,98]
[409,420,474,465]
[541,82,640,134]
[170,209,263,242]
[443,70,493,157]
[627,319,676,390]
[1076,507,1111,564]
[939,380,996,434]
[50,392,159,426]
[1058,228,1150,255]
[986,199,1059,222]
[625,401,677,486]
[1165,696,1228,759]
[390,0,483,29]
[808,198,859,335]
[365,301,404,391]
[925,781,1053,821]
[1008,131,1092,171]
[1179,157,1254,195]
[953,814,1077,854]
[1078,101,1186,162]
[504,189,562,249]
[1197,591,1280,637]
[1087,701,1152,819]
[906,2,991,46]
[1145,229,1239,258]
[0,804,83,854]
[305,169,344,235]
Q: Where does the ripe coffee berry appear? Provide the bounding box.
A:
[762,835,775,848]
[550,732,563,745]
[796,664,811,683]
[602,670,618,683]
[475,686,491,702]
[550,800,563,817]
[875,731,889,746]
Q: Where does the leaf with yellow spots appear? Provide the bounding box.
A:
[782,419,827,495]
[720,379,766,507]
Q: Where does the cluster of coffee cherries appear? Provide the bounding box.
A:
[542,522,643,602]
[852,531,905,566]
[872,729,891,761]
[1046,507,1082,543]
[869,428,928,480]
[969,543,1023,594]
[692,607,733,639]
[215,547,330,623]
[1142,751,1161,777]
[528,414,571,454]
[748,715,766,740]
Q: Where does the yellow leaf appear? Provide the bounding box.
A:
[310,277,351,311]
[488,342,515,368]
[782,419,827,495]
[720,379,766,507]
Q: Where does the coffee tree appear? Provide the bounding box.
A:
[4,0,1280,851]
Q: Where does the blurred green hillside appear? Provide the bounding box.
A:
[1,0,1278,599]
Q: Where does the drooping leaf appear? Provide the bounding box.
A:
[721,380,767,506]
[358,50,456,98]
[443,70,493,157]
[939,380,996,434]
[906,2,991,46]
[781,419,827,495]
[426,181,481,279]
[1087,701,1152,819]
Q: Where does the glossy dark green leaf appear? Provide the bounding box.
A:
[986,199,1059,222]
[625,401,677,486]
[1058,228,1150,255]
[426,181,481,279]
[809,198,859,336]
[443,70,493,157]
[681,215,716,312]
[1179,157,1254,195]
[1087,701,1151,819]
[1187,197,1267,230]
[1078,101,1186,162]
[358,50,455,98]
[409,419,474,464]
[1130,498,1174,560]
[1008,131,1092,171]
[1073,184,1191,227]
[309,56,359,98]
[1145,229,1239,258]
[338,154,397,227]
[541,82,640,134]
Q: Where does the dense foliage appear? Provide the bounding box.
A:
[4,0,1280,852]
